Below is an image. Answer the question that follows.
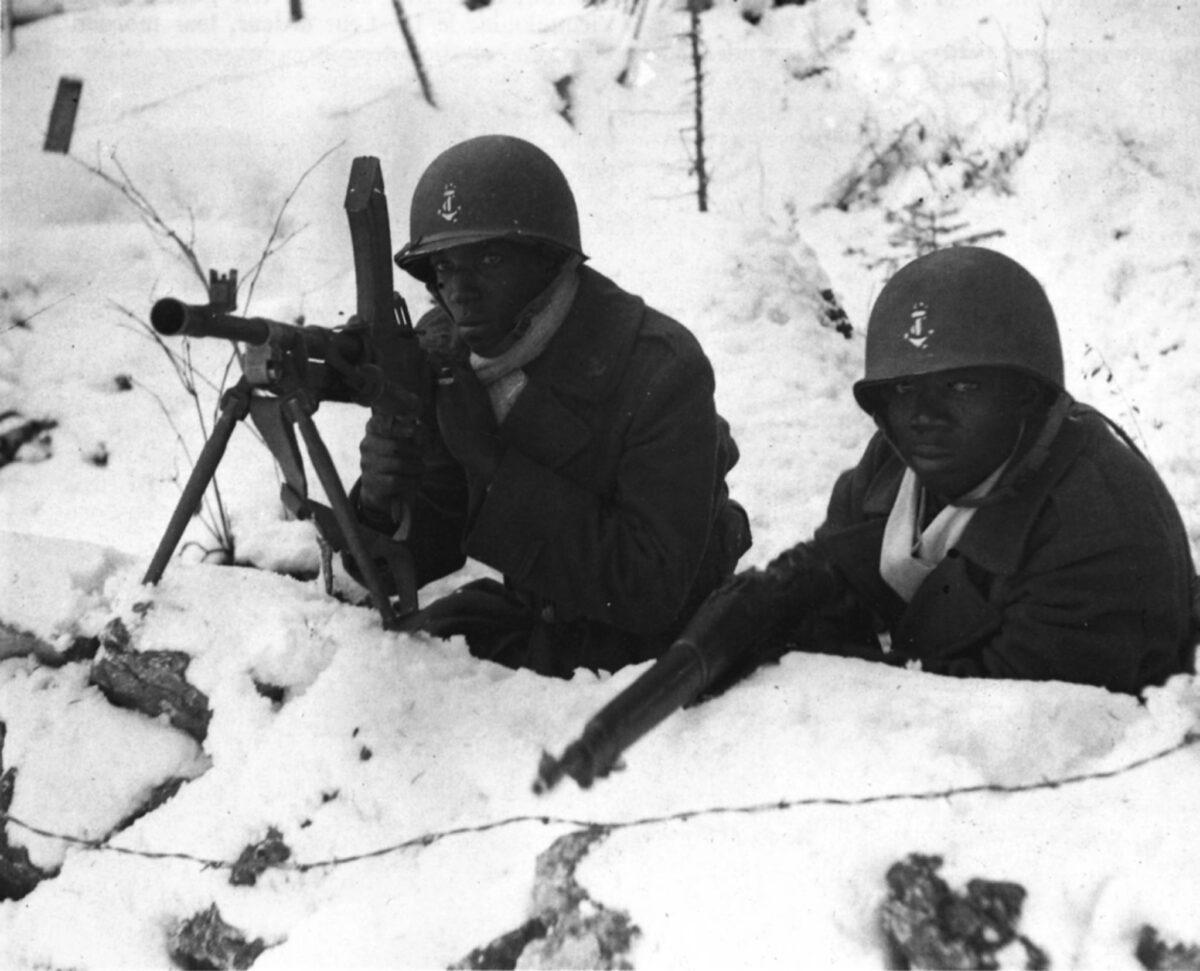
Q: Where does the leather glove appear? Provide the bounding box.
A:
[434,361,502,484]
[358,412,422,525]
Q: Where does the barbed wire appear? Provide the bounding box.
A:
[3,729,1196,876]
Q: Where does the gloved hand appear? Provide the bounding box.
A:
[434,361,502,484]
[358,412,422,524]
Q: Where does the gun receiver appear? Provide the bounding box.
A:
[149,288,420,416]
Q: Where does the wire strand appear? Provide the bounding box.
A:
[4,730,1195,876]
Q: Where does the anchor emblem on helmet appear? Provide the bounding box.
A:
[903,301,933,349]
[438,183,460,223]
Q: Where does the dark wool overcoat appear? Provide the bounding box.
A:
[354,265,750,677]
[798,403,1196,694]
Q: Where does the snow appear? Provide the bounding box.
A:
[1,0,1199,967]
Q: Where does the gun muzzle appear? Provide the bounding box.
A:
[150,299,373,366]
[533,638,715,793]
[150,298,273,345]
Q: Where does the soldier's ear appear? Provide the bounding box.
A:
[1014,375,1049,416]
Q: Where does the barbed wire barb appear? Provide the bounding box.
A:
[3,729,1196,875]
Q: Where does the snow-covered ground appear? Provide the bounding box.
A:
[1,0,1198,967]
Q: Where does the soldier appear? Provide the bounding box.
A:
[351,135,750,678]
[687,246,1195,695]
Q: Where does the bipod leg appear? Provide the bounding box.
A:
[283,397,399,629]
[143,380,252,585]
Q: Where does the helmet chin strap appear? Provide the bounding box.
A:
[947,391,1073,509]
[425,253,582,358]
[871,390,1074,509]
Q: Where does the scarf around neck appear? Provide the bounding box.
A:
[470,256,582,423]
[879,459,1010,603]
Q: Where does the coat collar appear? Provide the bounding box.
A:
[415,265,645,401]
[524,265,645,401]
[858,401,1093,577]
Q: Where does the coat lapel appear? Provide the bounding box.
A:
[955,408,1089,576]
[526,266,643,402]
[501,266,645,470]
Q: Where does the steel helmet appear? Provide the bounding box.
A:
[394,135,584,283]
[853,246,1064,413]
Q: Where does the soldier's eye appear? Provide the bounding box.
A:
[949,380,980,394]
[479,252,504,267]
[892,381,914,396]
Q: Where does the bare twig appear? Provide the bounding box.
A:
[129,376,230,549]
[130,377,198,466]
[0,292,74,333]
[70,150,208,290]
[616,0,654,86]
[1083,344,1149,452]
[110,301,236,556]
[81,145,355,568]
[687,2,709,212]
[110,302,217,394]
[241,140,345,313]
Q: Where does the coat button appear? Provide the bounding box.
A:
[540,604,556,623]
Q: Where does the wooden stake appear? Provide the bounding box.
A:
[2,0,14,56]
[43,77,83,154]
[390,0,436,108]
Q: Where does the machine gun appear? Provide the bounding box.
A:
[142,156,430,627]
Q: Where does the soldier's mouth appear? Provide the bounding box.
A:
[908,442,955,458]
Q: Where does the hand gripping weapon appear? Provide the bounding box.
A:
[533,578,758,793]
[534,552,843,793]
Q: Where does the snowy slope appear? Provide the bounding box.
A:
[2,0,1199,967]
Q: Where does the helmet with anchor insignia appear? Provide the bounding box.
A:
[853,246,1064,414]
[394,135,585,285]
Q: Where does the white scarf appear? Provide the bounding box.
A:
[879,461,1009,603]
[470,257,581,423]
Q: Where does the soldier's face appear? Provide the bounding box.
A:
[431,240,558,357]
[878,366,1040,500]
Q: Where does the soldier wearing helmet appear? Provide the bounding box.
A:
[678,246,1195,695]
[350,135,750,678]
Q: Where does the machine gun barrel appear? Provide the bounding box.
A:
[149,298,367,366]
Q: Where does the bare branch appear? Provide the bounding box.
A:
[71,150,208,289]
[240,140,345,312]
